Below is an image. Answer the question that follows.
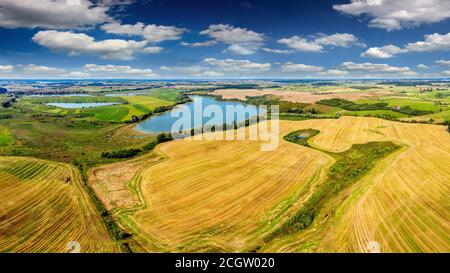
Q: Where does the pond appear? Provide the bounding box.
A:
[105,92,148,97]
[46,102,120,109]
[27,93,93,97]
[136,96,264,133]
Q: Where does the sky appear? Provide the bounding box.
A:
[0,0,450,79]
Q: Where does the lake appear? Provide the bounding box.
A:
[27,93,93,97]
[136,96,263,133]
[46,102,120,108]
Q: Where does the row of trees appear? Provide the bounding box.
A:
[102,133,174,159]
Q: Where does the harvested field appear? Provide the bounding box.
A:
[0,157,116,253]
[264,117,450,253]
[89,117,450,253]
[213,89,393,103]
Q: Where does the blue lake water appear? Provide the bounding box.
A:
[136,96,263,133]
[27,93,93,97]
[46,102,120,108]
[105,92,148,97]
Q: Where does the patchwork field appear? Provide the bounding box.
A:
[90,117,450,253]
[0,157,116,253]
[18,94,174,123]
[213,88,393,103]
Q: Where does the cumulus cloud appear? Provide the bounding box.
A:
[200,24,264,55]
[22,64,67,75]
[278,33,364,52]
[180,41,218,47]
[262,48,293,54]
[334,0,450,31]
[442,71,450,76]
[278,36,323,52]
[280,62,324,73]
[101,22,188,43]
[362,32,450,59]
[32,30,160,60]
[0,0,111,29]
[361,45,405,58]
[314,33,365,47]
[417,64,430,69]
[319,69,349,76]
[340,62,412,73]
[141,46,164,54]
[223,44,256,55]
[203,58,271,72]
[68,71,91,78]
[0,65,14,73]
[159,58,271,78]
[158,65,223,78]
[405,32,450,52]
[82,64,157,77]
[436,59,450,66]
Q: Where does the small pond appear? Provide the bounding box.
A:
[45,102,120,109]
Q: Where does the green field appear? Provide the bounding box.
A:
[18,92,176,123]
[0,127,13,146]
[358,97,447,112]
[341,110,408,118]
[0,89,182,166]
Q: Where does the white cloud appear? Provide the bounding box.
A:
[340,62,412,73]
[141,46,163,54]
[0,0,111,29]
[200,24,264,55]
[278,33,363,52]
[405,32,450,52]
[180,41,217,47]
[334,0,450,31]
[281,62,324,73]
[101,22,187,43]
[200,24,264,45]
[436,59,450,66]
[1,63,159,79]
[0,65,14,73]
[361,45,405,58]
[203,58,271,72]
[82,64,158,77]
[417,64,429,69]
[314,33,365,47]
[278,36,323,52]
[319,69,349,76]
[223,44,255,55]
[262,48,293,54]
[362,32,450,59]
[68,71,91,78]
[32,30,158,60]
[23,64,67,75]
[158,65,223,78]
[442,71,450,76]
[160,58,271,78]
[199,71,224,77]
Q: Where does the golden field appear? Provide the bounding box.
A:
[0,157,116,253]
[91,117,450,253]
[213,88,393,103]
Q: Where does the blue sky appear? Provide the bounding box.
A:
[0,0,449,79]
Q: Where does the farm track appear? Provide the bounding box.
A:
[0,157,116,253]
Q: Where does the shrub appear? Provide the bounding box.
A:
[102,148,142,159]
